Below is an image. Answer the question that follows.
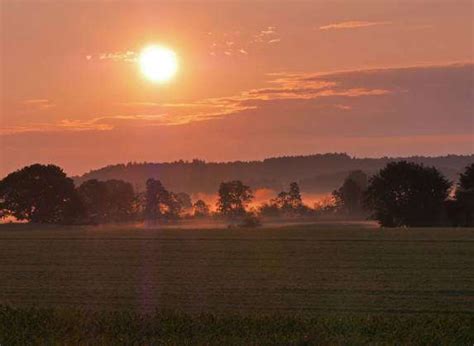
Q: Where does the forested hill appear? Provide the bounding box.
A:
[74,154,474,194]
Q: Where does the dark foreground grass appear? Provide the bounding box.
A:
[1,306,473,345]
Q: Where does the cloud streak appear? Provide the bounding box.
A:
[86,51,137,62]
[208,26,280,56]
[319,21,391,30]
[22,99,55,110]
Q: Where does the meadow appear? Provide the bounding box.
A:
[0,223,473,343]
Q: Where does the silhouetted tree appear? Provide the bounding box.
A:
[313,196,337,216]
[216,180,253,219]
[346,170,368,190]
[193,199,210,217]
[144,179,181,223]
[239,212,262,228]
[270,182,304,216]
[103,180,135,222]
[0,164,81,224]
[333,171,367,215]
[258,202,281,217]
[453,163,474,226]
[333,179,361,214]
[272,191,288,211]
[166,192,184,220]
[77,179,108,224]
[77,179,135,224]
[176,192,193,211]
[144,178,162,223]
[364,161,451,227]
[288,182,303,207]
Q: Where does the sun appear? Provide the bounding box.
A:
[139,45,178,83]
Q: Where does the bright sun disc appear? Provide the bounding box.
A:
[139,45,178,82]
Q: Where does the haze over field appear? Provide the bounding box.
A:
[1,1,473,177]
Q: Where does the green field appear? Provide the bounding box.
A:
[1,223,473,343]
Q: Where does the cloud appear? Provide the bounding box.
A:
[86,51,137,62]
[252,26,278,43]
[208,26,280,56]
[23,99,50,104]
[118,102,161,107]
[22,99,55,110]
[335,104,352,111]
[0,126,43,135]
[3,63,471,139]
[319,21,391,30]
[0,115,168,135]
[227,73,390,102]
[87,27,279,62]
[260,27,276,35]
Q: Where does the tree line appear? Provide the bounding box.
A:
[0,161,472,227]
[76,154,474,194]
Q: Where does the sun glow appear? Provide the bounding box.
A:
[139,45,178,83]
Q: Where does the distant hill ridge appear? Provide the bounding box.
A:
[75,153,474,194]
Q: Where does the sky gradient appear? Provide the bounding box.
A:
[1,0,473,176]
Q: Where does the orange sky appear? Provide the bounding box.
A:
[1,1,473,177]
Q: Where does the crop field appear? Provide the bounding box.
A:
[1,223,473,314]
[0,223,473,343]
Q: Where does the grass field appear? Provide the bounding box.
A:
[0,223,473,343]
[2,306,473,344]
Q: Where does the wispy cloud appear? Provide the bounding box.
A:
[208,26,280,56]
[319,21,391,30]
[23,99,49,104]
[0,115,167,135]
[252,26,278,43]
[86,26,279,61]
[335,104,352,111]
[86,51,137,62]
[22,99,55,110]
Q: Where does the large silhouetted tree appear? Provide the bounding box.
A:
[103,180,135,222]
[77,179,108,224]
[454,163,474,226]
[364,161,451,227]
[144,179,164,223]
[0,164,81,224]
[144,178,181,223]
[77,179,135,224]
[216,180,253,218]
